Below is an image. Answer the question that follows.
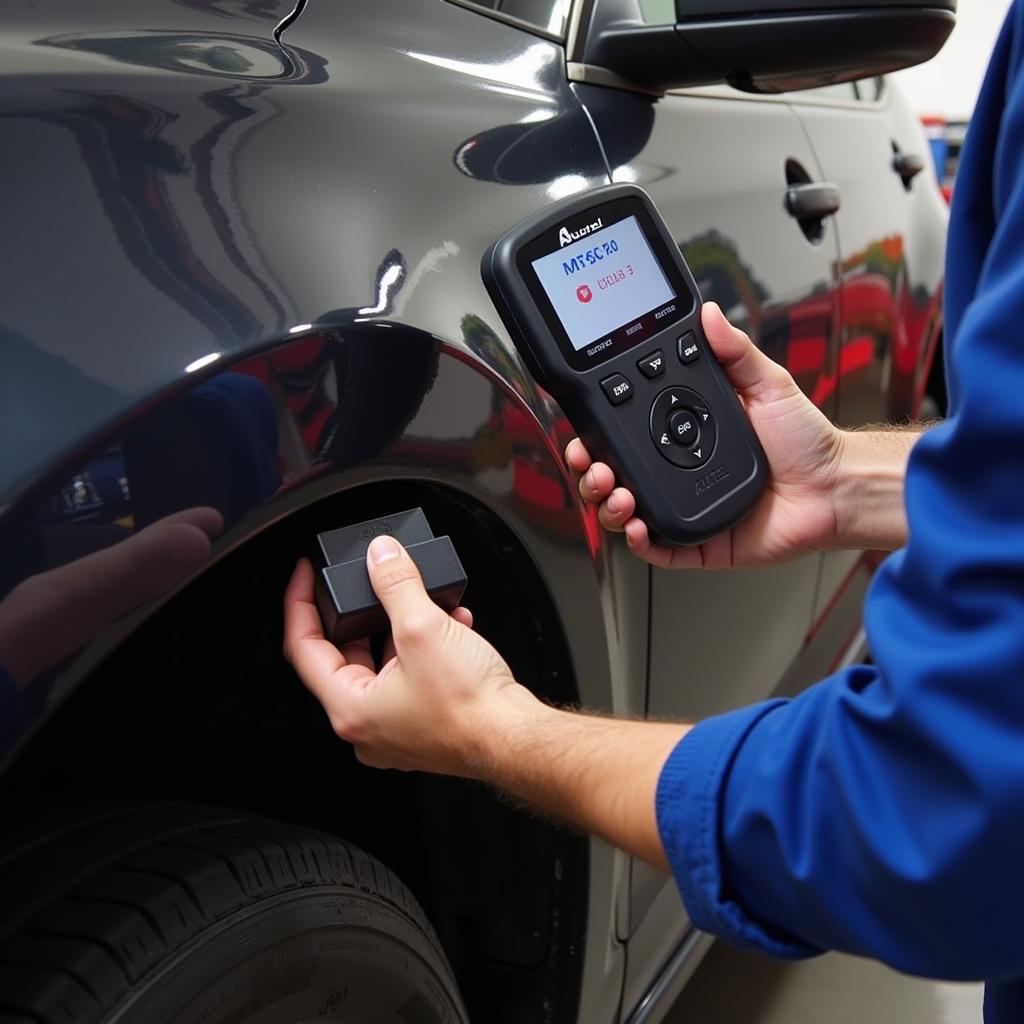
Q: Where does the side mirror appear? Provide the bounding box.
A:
[581,0,956,94]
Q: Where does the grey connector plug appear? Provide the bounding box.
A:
[314,508,468,645]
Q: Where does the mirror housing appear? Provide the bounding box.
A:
[581,0,956,95]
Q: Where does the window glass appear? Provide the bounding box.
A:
[638,0,675,23]
[804,82,860,101]
[800,79,887,103]
[863,76,886,101]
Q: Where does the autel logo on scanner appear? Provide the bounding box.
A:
[558,217,603,247]
[695,465,730,496]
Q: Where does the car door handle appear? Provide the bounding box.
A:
[893,151,925,182]
[784,182,841,220]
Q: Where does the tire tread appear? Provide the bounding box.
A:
[0,804,457,1024]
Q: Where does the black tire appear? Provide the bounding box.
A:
[0,802,468,1024]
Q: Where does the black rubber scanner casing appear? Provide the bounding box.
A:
[481,183,767,547]
[314,509,467,645]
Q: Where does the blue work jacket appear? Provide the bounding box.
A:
[657,5,1024,1020]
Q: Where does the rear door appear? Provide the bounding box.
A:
[789,79,947,627]
[574,79,842,1009]
[791,79,913,428]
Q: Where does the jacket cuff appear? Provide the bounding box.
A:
[656,699,821,959]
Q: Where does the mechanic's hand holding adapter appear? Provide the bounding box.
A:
[284,307,925,884]
[288,9,1024,1019]
[285,301,915,869]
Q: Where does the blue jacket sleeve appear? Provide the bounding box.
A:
[657,6,1024,982]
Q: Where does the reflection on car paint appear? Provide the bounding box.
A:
[0,316,597,757]
[404,42,561,98]
[454,111,612,186]
[43,32,295,79]
[0,4,606,511]
[836,233,942,422]
[0,2,946,1016]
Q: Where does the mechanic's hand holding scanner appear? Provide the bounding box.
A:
[569,300,912,570]
[287,184,919,874]
[284,294,917,873]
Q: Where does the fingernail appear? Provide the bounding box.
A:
[585,468,596,490]
[607,493,620,513]
[368,535,401,563]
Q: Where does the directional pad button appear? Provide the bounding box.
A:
[650,386,717,469]
[668,409,699,448]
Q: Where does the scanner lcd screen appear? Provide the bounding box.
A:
[530,215,676,352]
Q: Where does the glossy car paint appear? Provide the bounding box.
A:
[0,2,946,1022]
[792,85,947,429]
[0,2,636,1019]
[573,81,840,1005]
[793,83,948,634]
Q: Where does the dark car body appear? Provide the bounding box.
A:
[0,2,947,1021]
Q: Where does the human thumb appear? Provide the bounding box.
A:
[366,536,444,646]
[701,301,790,399]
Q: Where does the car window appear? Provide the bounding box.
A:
[805,82,860,102]
[455,0,571,37]
[859,76,886,101]
[638,0,674,22]
[800,78,886,103]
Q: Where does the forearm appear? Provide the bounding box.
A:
[468,686,689,868]
[831,425,930,551]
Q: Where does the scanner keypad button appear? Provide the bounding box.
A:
[600,373,634,406]
[668,409,699,448]
[637,350,666,379]
[650,386,717,468]
[677,332,700,365]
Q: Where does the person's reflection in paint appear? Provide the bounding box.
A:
[124,372,281,529]
[0,507,223,757]
[0,368,282,758]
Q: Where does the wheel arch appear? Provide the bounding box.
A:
[0,315,642,1021]
[0,472,592,1022]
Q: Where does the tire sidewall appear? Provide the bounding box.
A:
[104,887,467,1024]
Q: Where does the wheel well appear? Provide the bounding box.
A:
[0,480,588,1023]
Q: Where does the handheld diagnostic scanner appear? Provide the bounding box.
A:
[482,183,767,547]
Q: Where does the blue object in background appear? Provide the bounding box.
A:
[927,134,949,177]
